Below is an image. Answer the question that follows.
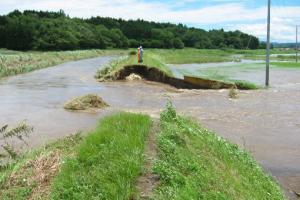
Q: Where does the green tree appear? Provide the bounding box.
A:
[173,38,184,49]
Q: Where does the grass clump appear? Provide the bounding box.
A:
[233,80,259,90]
[153,102,285,200]
[129,50,137,55]
[229,86,238,99]
[0,133,83,200]
[64,94,108,111]
[50,112,151,200]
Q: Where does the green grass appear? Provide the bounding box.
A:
[147,48,296,64]
[95,51,172,80]
[50,112,151,200]
[225,48,295,55]
[178,67,259,90]
[233,80,259,90]
[149,48,238,64]
[0,133,83,200]
[271,62,300,68]
[0,49,125,78]
[153,102,285,200]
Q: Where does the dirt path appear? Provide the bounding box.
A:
[135,120,160,199]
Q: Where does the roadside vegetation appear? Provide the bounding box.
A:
[153,102,285,200]
[64,94,108,111]
[0,49,125,78]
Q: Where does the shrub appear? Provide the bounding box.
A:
[129,50,137,55]
[0,122,33,164]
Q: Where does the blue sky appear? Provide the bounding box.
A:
[0,0,299,42]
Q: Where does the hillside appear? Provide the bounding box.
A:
[0,10,260,51]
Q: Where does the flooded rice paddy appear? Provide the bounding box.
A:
[0,56,299,199]
[169,60,300,89]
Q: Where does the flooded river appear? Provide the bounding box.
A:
[0,56,299,199]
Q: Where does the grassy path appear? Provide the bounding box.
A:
[135,120,160,199]
[50,112,151,200]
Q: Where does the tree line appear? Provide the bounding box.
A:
[0,10,260,51]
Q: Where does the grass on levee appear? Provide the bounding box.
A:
[50,112,151,200]
[153,102,285,200]
[95,51,172,80]
[0,49,126,78]
[0,133,83,200]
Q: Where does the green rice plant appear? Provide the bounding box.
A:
[271,62,300,68]
[0,49,125,78]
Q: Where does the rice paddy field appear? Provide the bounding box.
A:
[0,49,126,78]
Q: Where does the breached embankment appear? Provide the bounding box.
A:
[103,65,237,89]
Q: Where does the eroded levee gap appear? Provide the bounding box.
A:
[111,65,236,89]
[135,120,160,199]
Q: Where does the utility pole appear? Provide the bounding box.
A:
[266,0,271,87]
[296,25,298,63]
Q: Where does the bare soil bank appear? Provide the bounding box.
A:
[105,65,236,89]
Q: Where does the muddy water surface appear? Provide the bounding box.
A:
[0,56,299,199]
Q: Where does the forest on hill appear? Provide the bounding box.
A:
[0,10,260,51]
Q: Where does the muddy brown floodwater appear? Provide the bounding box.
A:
[0,56,299,199]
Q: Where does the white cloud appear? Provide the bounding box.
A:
[0,0,299,42]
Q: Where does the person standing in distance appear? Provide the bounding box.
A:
[138,46,144,63]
